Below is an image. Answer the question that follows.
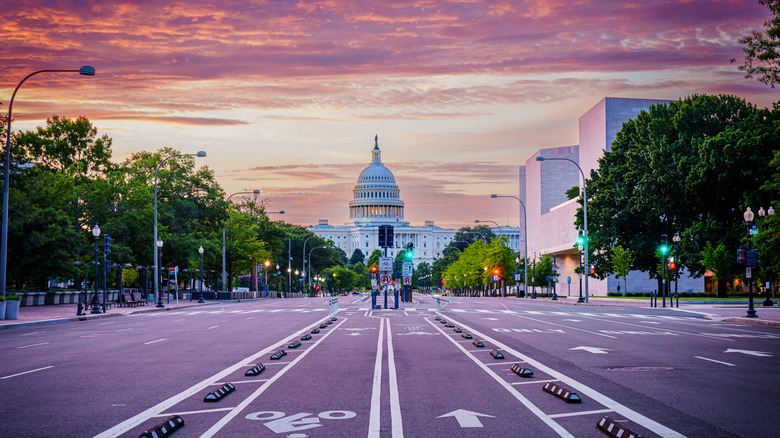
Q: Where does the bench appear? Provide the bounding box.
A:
[131,292,147,306]
[86,293,114,310]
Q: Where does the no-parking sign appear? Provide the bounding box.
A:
[380,274,392,285]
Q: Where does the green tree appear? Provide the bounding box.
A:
[701,242,738,298]
[611,245,634,295]
[349,248,365,265]
[586,95,778,294]
[732,0,780,87]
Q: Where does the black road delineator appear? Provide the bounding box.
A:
[245,363,266,376]
[440,319,447,324]
[445,323,454,328]
[435,316,441,321]
[454,327,462,333]
[462,333,473,339]
[597,416,643,438]
[270,349,287,360]
[543,382,582,403]
[511,363,533,377]
[473,339,485,348]
[288,340,302,349]
[311,328,320,334]
[325,320,333,325]
[301,334,312,341]
[331,317,337,321]
[138,415,184,438]
[319,324,328,329]
[204,383,235,402]
[490,349,505,359]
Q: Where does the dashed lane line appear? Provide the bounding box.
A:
[440,315,686,438]
[1,366,54,380]
[96,319,338,438]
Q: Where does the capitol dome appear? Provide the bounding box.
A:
[349,136,407,226]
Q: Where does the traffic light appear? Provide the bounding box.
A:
[576,233,585,246]
[493,268,500,275]
[737,247,747,264]
[371,265,378,274]
[747,250,760,267]
[386,226,394,247]
[105,260,112,272]
[590,265,596,275]
[405,243,414,258]
[668,258,676,270]
[104,235,111,255]
[659,234,668,255]
[378,226,386,248]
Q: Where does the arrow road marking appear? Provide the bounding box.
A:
[436,409,494,428]
[569,346,611,354]
[483,317,499,321]
[397,331,439,336]
[724,349,773,357]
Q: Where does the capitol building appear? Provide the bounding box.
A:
[309,137,521,266]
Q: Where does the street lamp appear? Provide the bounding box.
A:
[308,246,327,294]
[302,236,317,294]
[198,246,205,303]
[758,206,775,306]
[1,66,95,298]
[474,219,500,229]
[91,223,101,314]
[282,227,300,296]
[154,151,206,309]
[673,232,681,301]
[491,194,528,299]
[156,237,164,307]
[536,155,589,303]
[222,190,260,296]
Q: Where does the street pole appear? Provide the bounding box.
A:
[198,246,204,303]
[1,66,95,298]
[536,156,588,302]
[91,223,101,314]
[491,187,528,299]
[222,190,259,298]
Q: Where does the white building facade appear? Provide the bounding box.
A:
[309,137,521,266]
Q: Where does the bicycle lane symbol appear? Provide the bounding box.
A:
[245,410,357,436]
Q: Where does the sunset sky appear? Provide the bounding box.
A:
[1,0,777,229]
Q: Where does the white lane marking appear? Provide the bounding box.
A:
[19,331,39,336]
[548,409,614,419]
[576,314,735,342]
[387,319,403,438]
[246,317,255,320]
[143,339,166,345]
[199,318,349,438]
[207,325,219,330]
[1,365,54,380]
[504,314,617,339]
[368,318,385,438]
[695,356,736,367]
[17,342,49,349]
[442,316,686,438]
[154,407,235,417]
[96,320,342,438]
[216,379,269,384]
[116,328,133,332]
[511,380,558,385]
[426,319,573,437]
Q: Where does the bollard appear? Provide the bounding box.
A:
[674,291,679,308]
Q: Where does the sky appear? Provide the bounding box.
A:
[1,0,777,230]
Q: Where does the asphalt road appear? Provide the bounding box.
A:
[1,295,778,437]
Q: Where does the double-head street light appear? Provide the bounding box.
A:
[222,190,260,295]
[302,236,317,293]
[154,151,206,308]
[535,155,589,303]
[308,246,328,293]
[491,194,528,299]
[474,219,500,229]
[1,66,95,297]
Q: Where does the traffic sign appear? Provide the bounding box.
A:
[380,274,392,285]
[403,277,411,285]
[402,262,413,277]
[378,257,393,272]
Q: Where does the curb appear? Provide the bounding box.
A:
[0,301,224,330]
[703,315,780,328]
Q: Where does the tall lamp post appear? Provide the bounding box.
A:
[536,156,589,303]
[308,246,327,294]
[282,228,300,296]
[222,190,260,297]
[491,194,528,298]
[302,236,317,294]
[758,206,775,306]
[1,66,95,298]
[74,261,87,315]
[156,238,164,307]
[198,246,205,303]
[673,232,681,300]
[263,260,270,298]
[153,151,206,309]
[91,223,102,314]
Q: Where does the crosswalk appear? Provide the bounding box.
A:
[438,308,696,321]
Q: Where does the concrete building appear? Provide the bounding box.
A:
[309,137,521,266]
[526,97,704,295]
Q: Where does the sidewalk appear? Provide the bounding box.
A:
[0,298,217,330]
[512,295,780,328]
